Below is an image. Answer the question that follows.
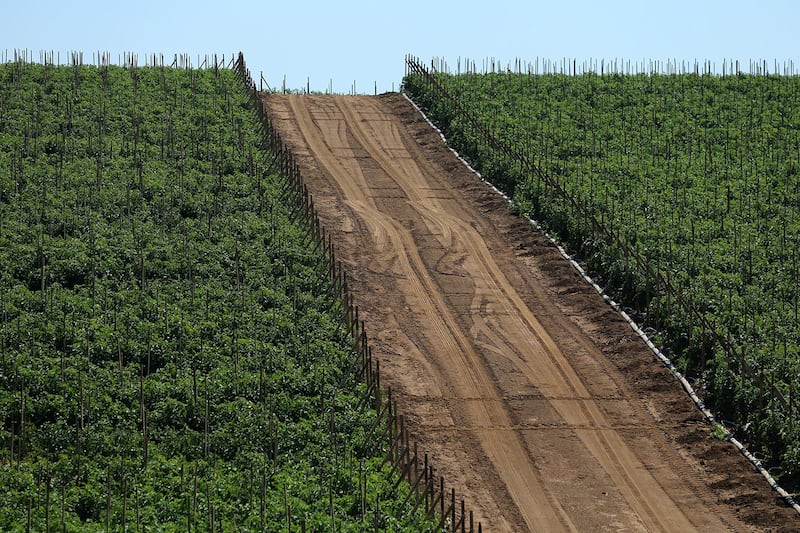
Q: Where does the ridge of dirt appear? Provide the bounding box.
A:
[264,92,799,532]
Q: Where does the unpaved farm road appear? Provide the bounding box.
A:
[265,93,798,532]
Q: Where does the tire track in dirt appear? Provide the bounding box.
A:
[286,96,573,531]
[265,93,761,532]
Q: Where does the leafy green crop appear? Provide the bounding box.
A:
[405,65,800,484]
[0,60,434,531]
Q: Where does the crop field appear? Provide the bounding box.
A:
[0,59,435,531]
[404,59,800,485]
[3,48,800,532]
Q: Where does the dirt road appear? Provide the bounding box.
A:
[264,93,797,531]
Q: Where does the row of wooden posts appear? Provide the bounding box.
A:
[234,52,482,532]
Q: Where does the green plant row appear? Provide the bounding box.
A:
[403,64,800,484]
[0,61,434,531]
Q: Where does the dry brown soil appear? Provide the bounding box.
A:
[264,92,799,532]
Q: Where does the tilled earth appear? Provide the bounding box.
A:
[264,92,798,532]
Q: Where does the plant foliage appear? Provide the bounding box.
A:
[0,60,434,531]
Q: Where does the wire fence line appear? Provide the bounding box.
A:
[235,52,482,533]
[1,48,237,70]
[426,55,800,77]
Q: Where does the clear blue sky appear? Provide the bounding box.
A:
[4,0,799,94]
